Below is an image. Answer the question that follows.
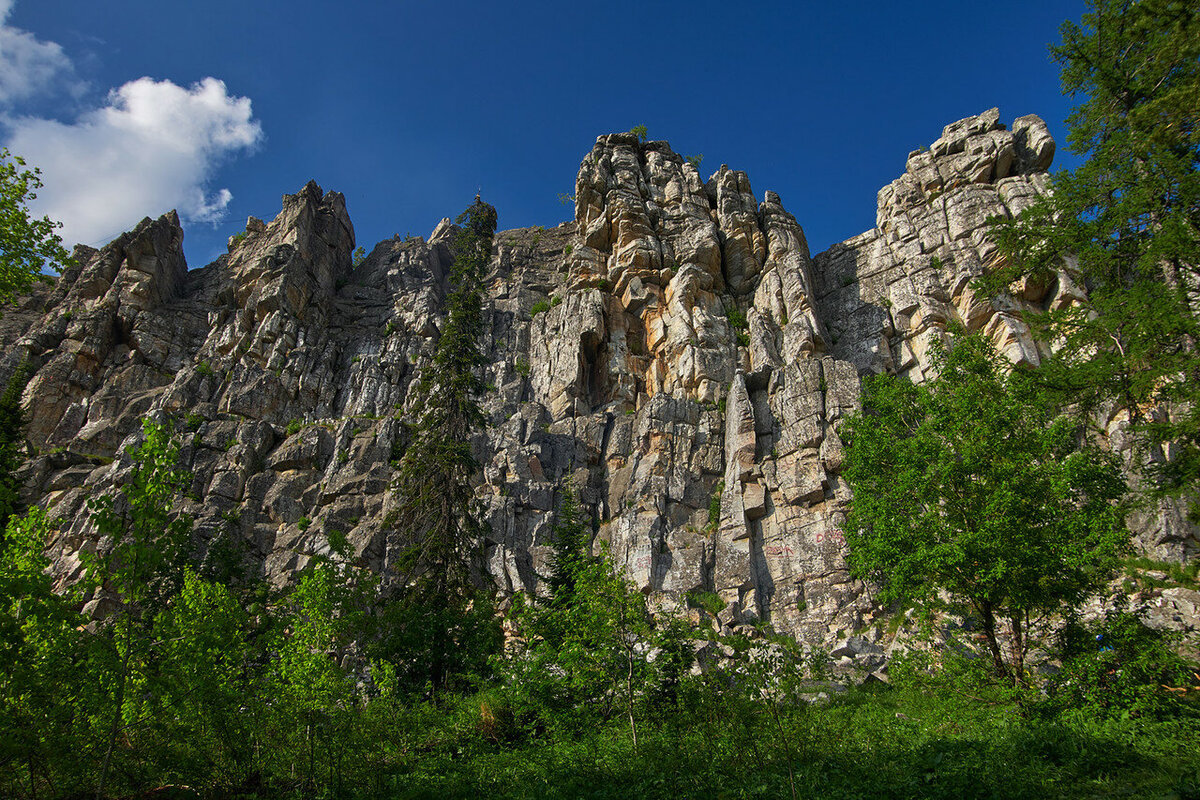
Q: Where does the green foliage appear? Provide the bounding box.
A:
[983,0,1200,514]
[195,360,216,379]
[149,568,257,784]
[0,507,88,794]
[0,362,31,531]
[85,421,193,612]
[544,485,590,608]
[286,417,303,436]
[268,557,367,793]
[83,421,196,798]
[707,480,724,529]
[502,539,655,738]
[515,359,530,377]
[1125,555,1200,590]
[298,516,311,531]
[229,231,246,248]
[530,299,551,316]
[352,245,367,267]
[0,149,71,304]
[1048,600,1200,719]
[725,306,750,346]
[685,153,703,169]
[387,196,498,688]
[843,332,1130,680]
[629,124,648,143]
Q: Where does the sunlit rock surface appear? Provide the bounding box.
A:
[4,110,1194,664]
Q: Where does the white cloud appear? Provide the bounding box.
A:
[0,0,78,105]
[0,1,263,248]
[7,76,263,248]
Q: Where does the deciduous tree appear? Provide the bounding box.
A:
[0,149,71,304]
[843,333,1130,681]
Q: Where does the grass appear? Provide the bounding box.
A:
[1125,556,1200,590]
[348,684,1200,800]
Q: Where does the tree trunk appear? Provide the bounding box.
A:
[978,602,1008,679]
[1009,612,1027,686]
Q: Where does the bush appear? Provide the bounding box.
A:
[286,419,303,437]
[707,480,724,529]
[1048,603,1200,719]
[530,300,551,316]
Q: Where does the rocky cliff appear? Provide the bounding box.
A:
[4,109,1196,661]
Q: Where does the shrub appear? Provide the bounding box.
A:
[298,516,311,532]
[1048,602,1200,719]
[707,480,724,529]
[530,300,551,316]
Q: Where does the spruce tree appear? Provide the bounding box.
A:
[984,0,1200,512]
[545,484,590,609]
[386,197,498,688]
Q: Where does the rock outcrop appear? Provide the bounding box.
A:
[4,109,1195,661]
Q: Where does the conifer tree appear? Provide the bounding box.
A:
[984,0,1200,511]
[386,197,498,688]
[545,484,590,610]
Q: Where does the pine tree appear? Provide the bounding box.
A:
[385,196,498,689]
[984,0,1200,513]
[545,484,590,609]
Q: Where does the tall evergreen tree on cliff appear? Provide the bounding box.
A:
[386,196,498,688]
[984,0,1200,512]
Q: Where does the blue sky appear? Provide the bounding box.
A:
[2,0,1086,268]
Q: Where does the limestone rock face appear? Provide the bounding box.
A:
[812,108,1194,561]
[5,110,1196,657]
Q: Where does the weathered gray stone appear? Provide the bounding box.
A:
[4,110,1193,668]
